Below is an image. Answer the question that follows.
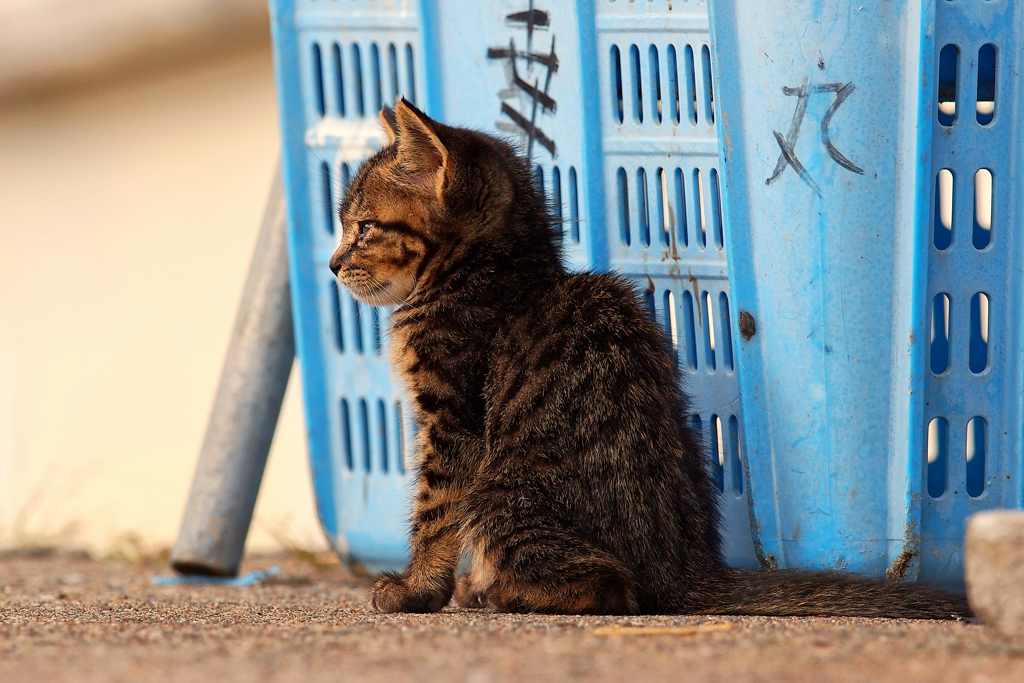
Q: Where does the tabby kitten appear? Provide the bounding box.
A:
[329,99,970,618]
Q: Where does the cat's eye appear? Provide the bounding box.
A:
[357,220,376,240]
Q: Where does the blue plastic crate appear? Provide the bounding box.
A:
[709,0,1023,587]
[268,0,757,572]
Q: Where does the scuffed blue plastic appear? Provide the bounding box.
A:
[151,566,281,587]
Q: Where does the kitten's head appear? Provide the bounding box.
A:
[329,99,548,306]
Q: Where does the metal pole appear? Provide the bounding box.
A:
[170,161,295,576]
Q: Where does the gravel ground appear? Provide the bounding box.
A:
[2,551,1023,683]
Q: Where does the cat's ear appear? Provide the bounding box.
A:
[379,106,398,146]
[393,98,450,202]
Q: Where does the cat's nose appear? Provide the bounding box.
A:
[329,249,351,275]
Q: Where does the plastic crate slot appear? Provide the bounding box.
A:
[649,45,663,124]
[969,292,989,375]
[395,401,406,474]
[682,290,698,369]
[673,167,688,247]
[637,168,651,246]
[702,290,717,370]
[937,44,958,126]
[701,44,715,124]
[930,293,950,375]
[667,45,681,124]
[331,282,345,353]
[351,44,365,117]
[710,168,724,249]
[718,291,734,371]
[710,414,724,493]
[312,43,326,117]
[933,169,953,251]
[352,299,364,354]
[359,399,372,473]
[643,288,656,316]
[341,163,351,194]
[693,169,707,248]
[684,45,698,124]
[610,45,624,124]
[405,44,417,104]
[976,44,996,125]
[340,398,353,471]
[629,44,643,123]
[371,307,383,354]
[927,416,948,499]
[966,416,986,498]
[332,44,346,117]
[377,399,389,474]
[569,167,580,244]
[551,165,563,235]
[728,415,743,497]
[973,169,992,250]
[370,44,383,112]
[656,168,669,246]
[387,43,400,105]
[616,167,631,245]
[664,290,679,363]
[321,162,335,235]
[533,164,545,196]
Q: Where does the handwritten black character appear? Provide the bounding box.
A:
[767,79,865,197]
[487,2,559,158]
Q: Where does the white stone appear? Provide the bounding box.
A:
[965,510,1024,638]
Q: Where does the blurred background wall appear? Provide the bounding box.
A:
[0,0,326,556]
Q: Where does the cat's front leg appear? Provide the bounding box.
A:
[369,443,466,613]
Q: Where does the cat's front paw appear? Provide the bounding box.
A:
[369,572,451,613]
[453,574,489,609]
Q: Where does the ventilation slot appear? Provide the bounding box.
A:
[937,44,958,126]
[312,43,326,117]
[534,164,544,195]
[617,167,630,245]
[701,44,715,123]
[611,45,624,124]
[718,292,734,371]
[969,292,989,374]
[331,283,344,353]
[332,44,346,117]
[395,401,406,474]
[340,163,351,194]
[643,289,655,316]
[710,168,724,249]
[637,168,651,246]
[377,399,389,474]
[351,44,365,117]
[934,169,953,250]
[966,417,986,498]
[321,162,334,235]
[371,307,383,354]
[341,398,353,471]
[387,43,400,105]
[703,291,717,370]
[629,44,643,123]
[352,300,364,354]
[694,169,707,248]
[552,166,563,239]
[664,290,679,364]
[674,168,688,248]
[684,45,698,124]
[649,45,662,124]
[927,417,947,498]
[682,290,698,369]
[369,44,383,112]
[667,45,680,124]
[405,44,417,104]
[729,415,743,496]
[976,44,996,126]
[974,169,992,250]
[359,399,371,473]
[656,168,670,247]
[569,167,580,244]
[930,293,950,375]
[710,415,724,493]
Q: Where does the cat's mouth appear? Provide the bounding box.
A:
[338,270,413,307]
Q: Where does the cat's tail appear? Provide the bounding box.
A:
[698,568,972,620]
